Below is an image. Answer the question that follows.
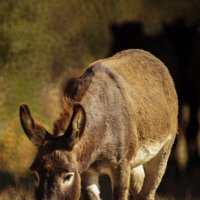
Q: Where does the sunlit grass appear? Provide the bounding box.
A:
[0,118,35,178]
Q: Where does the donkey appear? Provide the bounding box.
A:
[19,49,178,200]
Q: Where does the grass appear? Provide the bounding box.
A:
[0,186,175,200]
[0,124,36,177]
[0,186,33,200]
[0,186,193,200]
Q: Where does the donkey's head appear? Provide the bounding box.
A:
[19,103,86,200]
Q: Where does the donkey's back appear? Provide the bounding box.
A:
[85,49,178,144]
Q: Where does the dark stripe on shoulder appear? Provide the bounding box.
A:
[64,67,94,102]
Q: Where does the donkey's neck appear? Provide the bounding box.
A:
[73,128,105,173]
[72,77,108,173]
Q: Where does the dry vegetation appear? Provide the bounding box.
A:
[0,186,33,200]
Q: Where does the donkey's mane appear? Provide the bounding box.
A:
[53,67,94,136]
[64,67,94,102]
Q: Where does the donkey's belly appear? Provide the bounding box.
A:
[130,135,172,168]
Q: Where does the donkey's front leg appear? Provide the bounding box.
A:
[81,171,101,200]
[112,161,131,200]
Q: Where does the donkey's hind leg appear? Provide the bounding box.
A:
[138,136,175,200]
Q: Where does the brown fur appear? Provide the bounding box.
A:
[20,49,178,200]
[53,99,73,136]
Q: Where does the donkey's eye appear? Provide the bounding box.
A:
[61,172,74,185]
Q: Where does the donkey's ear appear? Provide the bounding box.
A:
[64,103,86,150]
[19,104,50,147]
